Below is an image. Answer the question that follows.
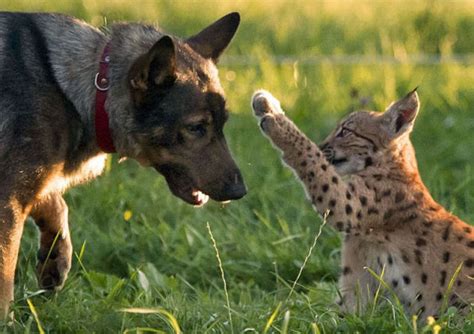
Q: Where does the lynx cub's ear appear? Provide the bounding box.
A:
[128,36,177,105]
[382,89,420,138]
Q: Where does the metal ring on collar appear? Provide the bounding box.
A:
[94,73,110,91]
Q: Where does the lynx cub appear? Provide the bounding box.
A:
[251,89,473,317]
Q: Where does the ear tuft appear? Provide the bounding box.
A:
[186,12,240,62]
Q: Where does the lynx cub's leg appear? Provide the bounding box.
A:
[30,193,72,290]
[252,90,369,232]
[338,239,377,313]
[252,90,290,148]
[252,90,375,308]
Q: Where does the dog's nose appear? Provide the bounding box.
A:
[223,171,247,200]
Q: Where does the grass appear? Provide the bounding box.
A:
[1,0,474,332]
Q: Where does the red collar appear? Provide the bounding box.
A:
[94,43,116,153]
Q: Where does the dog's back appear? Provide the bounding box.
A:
[0,13,102,200]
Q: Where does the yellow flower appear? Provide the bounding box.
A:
[433,324,442,334]
[426,316,436,326]
[123,210,133,221]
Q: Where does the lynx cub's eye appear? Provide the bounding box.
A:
[186,123,206,137]
[336,127,350,138]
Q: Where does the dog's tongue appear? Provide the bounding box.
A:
[192,190,209,207]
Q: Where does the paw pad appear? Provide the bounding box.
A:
[251,90,284,118]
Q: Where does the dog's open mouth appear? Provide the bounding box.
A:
[191,189,209,207]
[155,164,211,207]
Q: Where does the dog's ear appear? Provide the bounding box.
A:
[381,88,420,139]
[128,36,176,105]
[186,12,240,63]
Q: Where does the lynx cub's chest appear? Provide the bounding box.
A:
[252,89,473,318]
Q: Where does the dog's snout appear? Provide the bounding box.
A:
[222,171,247,200]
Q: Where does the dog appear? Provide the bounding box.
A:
[0,11,246,318]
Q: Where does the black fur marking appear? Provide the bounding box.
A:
[365,157,373,167]
[421,273,427,284]
[402,253,410,263]
[394,192,405,203]
[345,205,353,215]
[414,249,423,265]
[443,252,450,263]
[442,221,453,241]
[367,207,379,215]
[401,213,418,224]
[440,270,447,286]
[423,220,433,227]
[415,238,427,247]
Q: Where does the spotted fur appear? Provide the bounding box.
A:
[252,89,473,317]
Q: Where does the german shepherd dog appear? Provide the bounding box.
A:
[0,12,246,318]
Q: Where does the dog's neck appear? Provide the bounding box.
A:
[39,16,165,157]
[37,15,107,151]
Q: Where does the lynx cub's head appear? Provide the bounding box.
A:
[321,90,420,175]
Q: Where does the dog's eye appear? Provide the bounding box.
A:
[186,123,206,137]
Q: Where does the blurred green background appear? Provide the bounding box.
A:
[1,0,473,332]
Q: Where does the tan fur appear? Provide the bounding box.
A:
[30,194,73,291]
[252,90,473,318]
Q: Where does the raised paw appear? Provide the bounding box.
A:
[36,238,72,291]
[251,90,286,134]
[251,90,284,118]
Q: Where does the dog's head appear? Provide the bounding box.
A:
[126,13,246,206]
